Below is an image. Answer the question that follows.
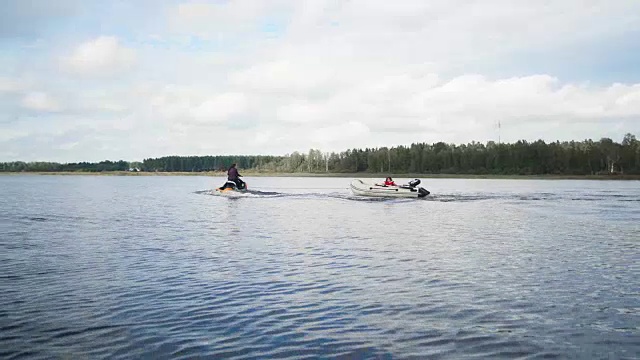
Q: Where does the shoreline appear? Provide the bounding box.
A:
[1,171,639,180]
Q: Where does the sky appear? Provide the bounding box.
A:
[1,0,640,162]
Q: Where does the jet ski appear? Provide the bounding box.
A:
[215,180,248,195]
[350,178,430,198]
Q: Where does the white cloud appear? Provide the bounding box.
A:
[614,89,640,109]
[230,59,339,94]
[311,121,370,145]
[276,102,326,124]
[168,0,287,39]
[254,130,276,146]
[2,0,640,162]
[191,92,248,123]
[148,85,248,125]
[278,0,640,67]
[0,129,28,142]
[0,77,24,93]
[20,91,61,112]
[61,36,136,76]
[417,75,640,123]
[57,141,79,150]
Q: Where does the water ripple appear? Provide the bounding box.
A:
[1,176,638,359]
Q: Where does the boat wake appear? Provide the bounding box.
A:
[195,189,409,201]
[195,189,639,203]
[195,189,288,198]
[195,189,503,202]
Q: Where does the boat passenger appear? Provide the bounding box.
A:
[383,177,396,186]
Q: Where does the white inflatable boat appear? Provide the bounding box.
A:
[350,179,430,198]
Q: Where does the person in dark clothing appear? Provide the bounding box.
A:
[227,163,245,189]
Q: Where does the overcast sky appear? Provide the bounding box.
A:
[1,0,640,162]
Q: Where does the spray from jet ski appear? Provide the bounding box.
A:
[215,179,248,195]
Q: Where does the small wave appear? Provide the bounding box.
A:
[195,188,638,204]
[324,193,417,202]
[195,189,286,198]
[247,190,287,197]
[425,194,499,202]
[195,190,517,202]
[195,189,425,202]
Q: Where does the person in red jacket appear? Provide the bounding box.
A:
[377,177,396,186]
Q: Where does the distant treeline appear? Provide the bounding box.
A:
[2,133,639,175]
[1,160,132,173]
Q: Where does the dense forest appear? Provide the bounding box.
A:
[2,134,639,175]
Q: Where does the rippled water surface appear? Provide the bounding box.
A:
[1,175,639,359]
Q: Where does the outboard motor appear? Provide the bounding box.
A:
[408,179,421,188]
[418,187,430,197]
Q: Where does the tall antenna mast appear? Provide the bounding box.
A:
[498,120,501,144]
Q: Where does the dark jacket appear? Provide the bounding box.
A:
[227,167,240,180]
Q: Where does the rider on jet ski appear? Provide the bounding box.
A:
[227,163,245,188]
[218,163,246,190]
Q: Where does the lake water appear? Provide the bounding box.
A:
[1,175,638,359]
